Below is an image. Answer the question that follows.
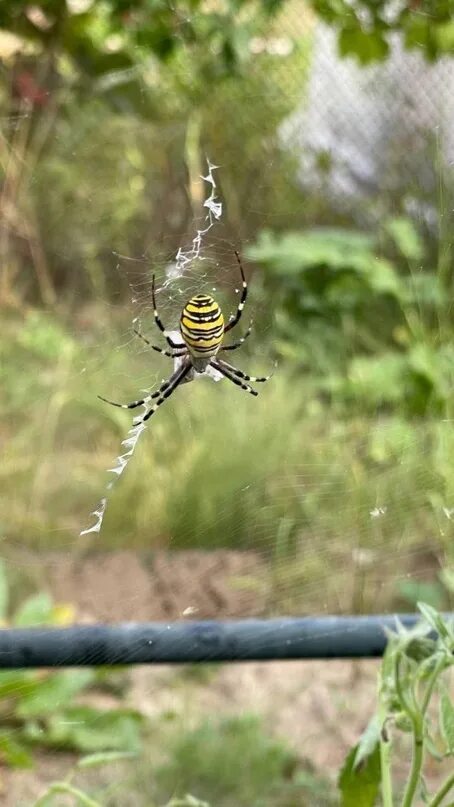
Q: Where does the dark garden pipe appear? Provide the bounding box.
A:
[0,614,451,668]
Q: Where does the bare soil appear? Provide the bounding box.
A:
[43,549,267,621]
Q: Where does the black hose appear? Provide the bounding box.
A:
[0,614,448,668]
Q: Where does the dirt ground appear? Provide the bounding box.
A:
[43,549,268,621]
[4,550,451,805]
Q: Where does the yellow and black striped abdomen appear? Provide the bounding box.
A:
[180,294,224,357]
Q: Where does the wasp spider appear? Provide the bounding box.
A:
[99,252,271,424]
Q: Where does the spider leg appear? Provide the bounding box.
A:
[210,360,258,397]
[151,274,184,349]
[221,322,253,352]
[134,328,187,358]
[140,360,192,423]
[98,370,180,410]
[224,251,248,334]
[217,357,271,383]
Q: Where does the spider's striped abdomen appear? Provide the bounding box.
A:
[180,294,224,359]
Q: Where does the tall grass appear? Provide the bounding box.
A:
[2,310,453,614]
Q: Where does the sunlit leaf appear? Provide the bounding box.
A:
[439,568,454,594]
[338,740,381,806]
[385,217,424,262]
[14,593,54,627]
[0,731,33,768]
[354,715,381,769]
[339,26,389,64]
[0,670,41,700]
[362,258,402,297]
[17,670,96,718]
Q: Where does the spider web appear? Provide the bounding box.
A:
[3,152,453,626]
[79,160,226,537]
[3,14,454,803]
[69,145,454,622]
[3,6,454,631]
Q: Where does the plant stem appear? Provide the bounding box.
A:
[47,783,102,806]
[400,654,445,807]
[394,655,416,721]
[400,721,424,807]
[394,652,423,807]
[420,654,446,716]
[379,654,394,807]
[427,771,454,807]
[379,729,394,807]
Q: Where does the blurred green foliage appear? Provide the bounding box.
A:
[247,216,454,416]
[21,607,454,805]
[0,0,310,305]
[1,4,454,805]
[1,0,453,82]
[338,603,454,807]
[0,560,144,769]
[2,306,454,617]
[311,0,454,63]
[154,714,334,807]
[0,0,287,92]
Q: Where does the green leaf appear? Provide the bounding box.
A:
[404,637,437,663]
[362,258,402,297]
[408,344,439,385]
[17,670,96,718]
[246,228,376,276]
[440,568,454,594]
[14,592,54,627]
[385,217,424,261]
[0,559,9,621]
[0,670,40,700]
[77,750,138,768]
[338,740,381,806]
[440,690,454,753]
[0,730,33,768]
[404,17,433,53]
[397,580,444,610]
[436,21,454,52]
[339,26,390,64]
[42,706,143,753]
[417,603,452,642]
[354,715,381,769]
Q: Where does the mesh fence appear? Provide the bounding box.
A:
[252,10,454,226]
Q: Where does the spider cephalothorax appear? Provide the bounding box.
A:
[99,252,271,424]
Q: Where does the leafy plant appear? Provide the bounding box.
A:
[154,714,333,807]
[310,0,454,63]
[247,217,454,415]
[338,604,454,806]
[32,751,138,807]
[0,0,288,105]
[0,560,143,768]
